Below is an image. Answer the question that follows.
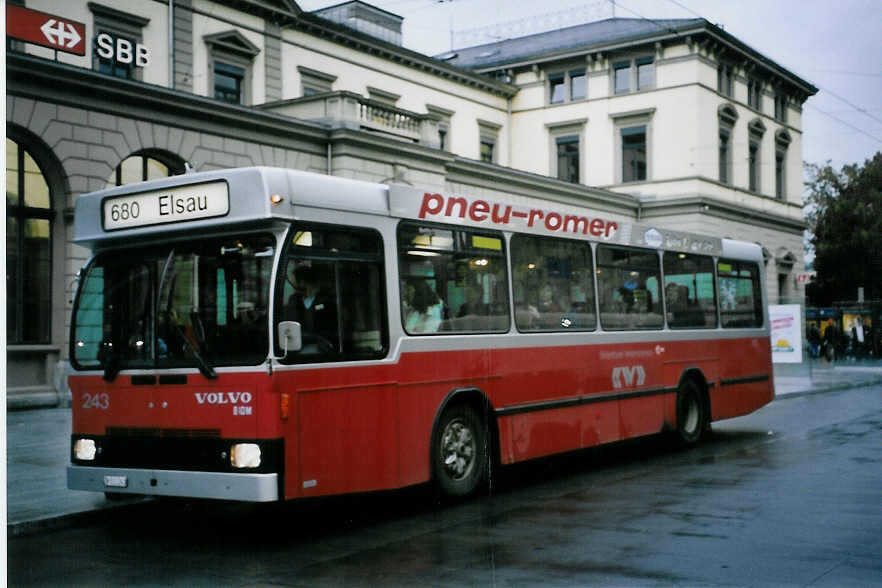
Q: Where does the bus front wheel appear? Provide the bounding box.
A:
[434,403,487,498]
[675,379,706,445]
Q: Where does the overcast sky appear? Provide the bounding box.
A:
[300,0,882,175]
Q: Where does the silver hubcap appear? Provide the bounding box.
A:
[440,418,476,481]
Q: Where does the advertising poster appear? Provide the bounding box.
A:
[769,304,803,363]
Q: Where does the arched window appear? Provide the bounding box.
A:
[6,138,53,343]
[107,151,185,187]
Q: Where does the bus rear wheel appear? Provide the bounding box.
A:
[434,403,487,498]
[675,379,706,445]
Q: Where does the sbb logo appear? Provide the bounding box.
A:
[95,33,150,67]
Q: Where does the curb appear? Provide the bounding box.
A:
[7,498,155,538]
[774,376,882,401]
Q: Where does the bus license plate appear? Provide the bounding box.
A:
[103,475,128,488]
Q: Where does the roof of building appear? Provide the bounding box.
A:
[439,18,704,70]
[439,17,817,97]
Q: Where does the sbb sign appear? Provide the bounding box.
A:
[95,33,150,67]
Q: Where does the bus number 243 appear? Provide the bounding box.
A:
[82,392,110,410]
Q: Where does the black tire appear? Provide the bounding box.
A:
[675,379,706,445]
[433,403,488,498]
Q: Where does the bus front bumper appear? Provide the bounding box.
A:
[67,465,279,502]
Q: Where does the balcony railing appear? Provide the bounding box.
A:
[259,91,440,148]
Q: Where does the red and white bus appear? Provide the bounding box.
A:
[67,167,773,501]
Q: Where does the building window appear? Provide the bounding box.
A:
[204,30,260,105]
[556,136,580,183]
[439,125,449,150]
[427,105,454,152]
[748,78,762,110]
[548,69,586,104]
[480,140,495,163]
[298,66,336,96]
[718,104,738,185]
[775,130,791,200]
[636,57,654,90]
[748,119,766,193]
[214,62,244,103]
[570,70,586,100]
[622,126,647,183]
[548,120,586,184]
[717,64,734,97]
[108,151,185,187]
[612,110,653,184]
[775,151,785,199]
[6,138,53,344]
[614,57,654,94]
[748,140,760,192]
[614,61,631,94]
[478,120,501,164]
[719,129,731,184]
[89,3,151,81]
[549,74,565,104]
[774,93,788,123]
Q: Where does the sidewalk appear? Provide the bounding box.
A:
[8,363,882,537]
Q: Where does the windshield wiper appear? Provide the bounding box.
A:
[169,322,217,380]
[102,343,121,382]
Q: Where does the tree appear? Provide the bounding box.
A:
[805,153,882,306]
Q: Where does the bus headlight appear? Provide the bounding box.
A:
[230,443,261,468]
[74,439,97,461]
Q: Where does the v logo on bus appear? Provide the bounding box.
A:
[612,365,646,389]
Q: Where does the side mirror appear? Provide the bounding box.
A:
[277,321,302,354]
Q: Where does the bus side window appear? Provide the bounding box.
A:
[397,222,509,334]
[718,259,763,328]
[596,245,663,330]
[663,252,717,328]
[511,234,596,331]
[276,225,388,362]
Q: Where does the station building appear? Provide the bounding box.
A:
[6,0,816,407]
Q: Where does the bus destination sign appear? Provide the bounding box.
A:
[102,181,230,231]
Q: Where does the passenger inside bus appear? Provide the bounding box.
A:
[402,278,443,333]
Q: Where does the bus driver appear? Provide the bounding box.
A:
[286,264,338,352]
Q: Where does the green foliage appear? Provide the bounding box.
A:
[805,153,882,305]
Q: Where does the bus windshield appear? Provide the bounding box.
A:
[72,234,275,378]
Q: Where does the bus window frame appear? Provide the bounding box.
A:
[273,221,389,364]
[510,232,597,333]
[397,220,511,335]
[717,257,764,329]
[596,243,664,331]
[662,251,719,330]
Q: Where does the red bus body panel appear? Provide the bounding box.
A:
[70,335,773,501]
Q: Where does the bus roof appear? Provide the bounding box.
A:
[73,167,389,247]
[74,167,759,262]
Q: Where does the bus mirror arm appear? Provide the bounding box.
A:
[277,321,303,356]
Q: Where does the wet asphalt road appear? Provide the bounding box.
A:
[9,384,882,587]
